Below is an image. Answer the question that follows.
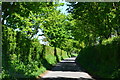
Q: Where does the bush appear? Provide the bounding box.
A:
[76,36,120,79]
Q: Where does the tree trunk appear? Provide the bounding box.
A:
[54,47,59,62]
[61,50,63,60]
[41,45,45,58]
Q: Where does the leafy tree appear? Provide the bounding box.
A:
[67,2,120,45]
[2,2,73,79]
[2,2,72,63]
[2,2,55,38]
[41,10,71,61]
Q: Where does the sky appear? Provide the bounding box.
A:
[57,0,69,15]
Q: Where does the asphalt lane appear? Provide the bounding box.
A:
[41,57,94,80]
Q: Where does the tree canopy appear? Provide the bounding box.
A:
[67,2,120,45]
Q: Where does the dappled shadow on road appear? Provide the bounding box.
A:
[51,62,81,72]
[51,57,81,72]
[40,57,94,80]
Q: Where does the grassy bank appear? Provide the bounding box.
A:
[2,43,69,80]
[76,36,120,79]
[2,44,69,80]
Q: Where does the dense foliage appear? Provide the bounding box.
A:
[67,2,120,79]
[67,2,120,46]
[2,2,73,79]
[76,36,120,79]
[2,2,120,79]
[2,25,69,79]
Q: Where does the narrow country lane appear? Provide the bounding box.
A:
[40,57,95,80]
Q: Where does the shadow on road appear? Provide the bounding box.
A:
[40,57,95,80]
[51,57,81,72]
